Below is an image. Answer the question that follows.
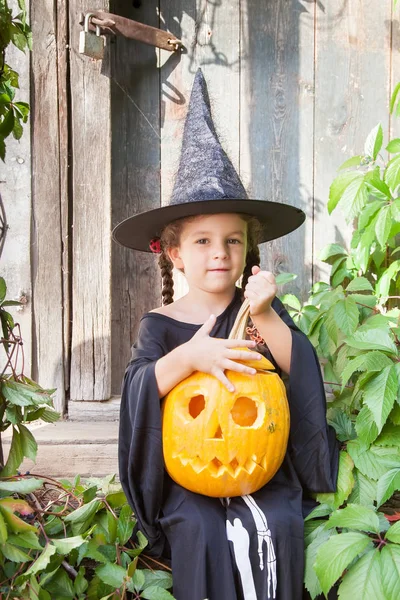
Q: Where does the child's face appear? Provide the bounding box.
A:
[168,213,248,295]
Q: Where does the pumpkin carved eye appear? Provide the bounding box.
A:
[231,397,258,427]
[189,395,205,418]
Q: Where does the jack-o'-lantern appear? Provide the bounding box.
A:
[162,348,290,497]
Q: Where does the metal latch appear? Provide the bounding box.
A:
[79,11,183,54]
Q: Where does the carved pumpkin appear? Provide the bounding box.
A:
[162,349,290,497]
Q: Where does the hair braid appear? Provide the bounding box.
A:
[158,250,174,305]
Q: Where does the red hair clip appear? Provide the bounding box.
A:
[149,237,162,254]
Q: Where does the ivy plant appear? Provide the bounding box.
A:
[0,473,173,599]
[282,101,400,598]
[0,0,31,161]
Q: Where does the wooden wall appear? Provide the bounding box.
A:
[2,0,398,413]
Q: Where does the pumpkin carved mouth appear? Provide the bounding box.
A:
[172,452,269,478]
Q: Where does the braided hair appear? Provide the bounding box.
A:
[158,214,262,305]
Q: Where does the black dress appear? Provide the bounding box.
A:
[119,288,338,600]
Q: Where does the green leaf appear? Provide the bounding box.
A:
[1,427,23,476]
[117,503,134,546]
[386,521,400,544]
[363,366,398,431]
[25,544,56,575]
[364,123,383,160]
[386,138,400,153]
[316,451,354,509]
[341,350,392,390]
[385,154,400,191]
[141,587,175,600]
[64,499,102,524]
[280,293,301,311]
[275,272,297,285]
[327,504,380,533]
[0,109,15,138]
[142,570,174,590]
[334,297,359,335]
[355,405,379,445]
[392,198,400,221]
[50,534,85,555]
[347,470,377,507]
[0,510,7,544]
[328,171,364,214]
[347,440,400,480]
[377,468,400,506]
[0,278,6,302]
[74,566,89,595]
[95,563,126,588]
[1,541,31,562]
[375,260,400,300]
[327,410,355,442]
[43,566,75,598]
[338,155,363,170]
[346,277,374,292]
[375,423,400,447]
[18,423,38,461]
[0,478,43,494]
[130,568,146,592]
[381,544,400,600]
[375,205,392,248]
[319,243,347,263]
[315,531,372,596]
[337,548,385,600]
[7,531,42,550]
[304,527,331,598]
[345,327,397,354]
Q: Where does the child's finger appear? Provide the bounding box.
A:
[251,265,261,275]
[227,349,262,361]
[222,359,257,375]
[194,314,216,337]
[224,339,257,348]
[212,369,235,393]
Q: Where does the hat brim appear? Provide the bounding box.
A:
[112,199,305,252]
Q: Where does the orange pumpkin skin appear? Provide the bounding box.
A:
[162,354,290,497]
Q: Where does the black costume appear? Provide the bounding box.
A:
[119,288,339,600]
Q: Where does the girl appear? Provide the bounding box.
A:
[114,69,338,600]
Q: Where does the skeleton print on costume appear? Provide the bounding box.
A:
[227,495,277,600]
[226,518,257,600]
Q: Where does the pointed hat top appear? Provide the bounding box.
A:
[112,68,305,252]
[170,69,247,204]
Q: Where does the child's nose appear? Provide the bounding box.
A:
[213,243,228,259]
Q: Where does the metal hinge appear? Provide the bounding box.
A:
[78,11,183,52]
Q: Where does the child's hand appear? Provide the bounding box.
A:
[184,315,262,392]
[244,265,277,316]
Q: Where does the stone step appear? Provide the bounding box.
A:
[2,420,119,479]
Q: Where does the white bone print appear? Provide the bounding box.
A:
[226,518,257,600]
[242,494,277,599]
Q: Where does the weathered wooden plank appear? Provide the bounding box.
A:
[240,0,314,300]
[68,397,121,421]
[69,0,112,401]
[110,1,161,393]
[30,0,65,412]
[0,1,32,375]
[57,0,71,393]
[314,0,392,283]
[160,0,241,300]
[3,443,118,478]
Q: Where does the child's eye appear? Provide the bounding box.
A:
[196,238,209,244]
[228,238,241,244]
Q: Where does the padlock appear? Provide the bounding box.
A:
[79,13,104,60]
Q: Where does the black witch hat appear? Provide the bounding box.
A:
[112,69,305,252]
